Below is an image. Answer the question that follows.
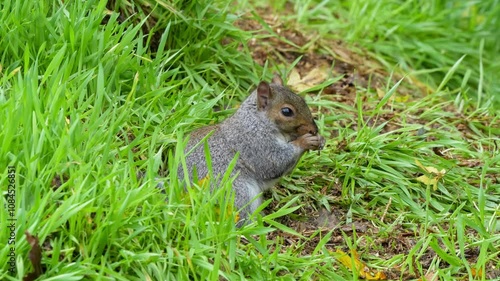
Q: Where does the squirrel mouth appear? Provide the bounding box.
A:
[286,133,300,142]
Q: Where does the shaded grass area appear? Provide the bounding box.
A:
[239,2,500,279]
[255,0,500,107]
[0,0,498,280]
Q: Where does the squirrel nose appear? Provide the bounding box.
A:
[298,122,318,136]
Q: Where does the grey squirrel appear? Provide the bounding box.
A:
[178,76,325,224]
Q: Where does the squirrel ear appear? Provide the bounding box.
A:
[257,81,272,110]
[272,75,283,86]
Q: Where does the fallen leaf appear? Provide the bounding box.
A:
[197,175,210,187]
[23,231,43,281]
[415,159,446,190]
[334,249,387,280]
[395,94,410,103]
[287,67,329,93]
[287,68,302,89]
[471,267,483,278]
[416,175,438,186]
[415,159,446,175]
[376,88,385,99]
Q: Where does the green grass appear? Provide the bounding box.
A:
[1,0,499,280]
[269,0,500,108]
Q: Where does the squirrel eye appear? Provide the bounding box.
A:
[281,107,294,117]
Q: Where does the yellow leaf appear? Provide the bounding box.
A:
[415,159,446,190]
[395,94,410,103]
[471,267,483,278]
[416,175,438,186]
[334,249,387,280]
[415,159,446,175]
[336,249,365,272]
[376,88,386,99]
[198,175,210,187]
[416,174,439,190]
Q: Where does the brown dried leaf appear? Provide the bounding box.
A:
[287,67,329,93]
[288,68,302,89]
[335,249,387,280]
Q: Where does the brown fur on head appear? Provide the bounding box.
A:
[256,79,318,141]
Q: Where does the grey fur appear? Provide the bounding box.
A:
[177,82,324,224]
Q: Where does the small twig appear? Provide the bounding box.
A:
[381,197,392,223]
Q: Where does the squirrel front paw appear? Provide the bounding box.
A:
[293,133,325,151]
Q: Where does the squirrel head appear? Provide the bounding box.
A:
[256,76,318,141]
